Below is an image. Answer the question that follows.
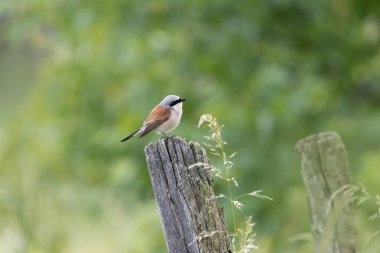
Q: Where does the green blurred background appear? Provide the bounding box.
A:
[1,0,380,252]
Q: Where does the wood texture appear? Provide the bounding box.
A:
[296,132,356,253]
[144,136,231,253]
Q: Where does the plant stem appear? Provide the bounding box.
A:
[228,177,237,235]
[220,142,237,238]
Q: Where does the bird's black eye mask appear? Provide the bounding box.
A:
[170,98,186,107]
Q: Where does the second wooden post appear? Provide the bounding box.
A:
[296,132,356,253]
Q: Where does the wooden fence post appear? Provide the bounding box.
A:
[296,132,356,253]
[144,136,231,253]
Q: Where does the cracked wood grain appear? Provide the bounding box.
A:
[144,136,231,253]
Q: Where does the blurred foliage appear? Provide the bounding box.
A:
[1,0,380,252]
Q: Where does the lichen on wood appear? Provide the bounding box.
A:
[296,132,356,253]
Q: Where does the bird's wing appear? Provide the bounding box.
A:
[139,105,171,138]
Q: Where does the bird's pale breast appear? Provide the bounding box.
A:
[156,104,182,133]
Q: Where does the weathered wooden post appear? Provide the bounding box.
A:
[296,132,356,253]
[144,136,231,253]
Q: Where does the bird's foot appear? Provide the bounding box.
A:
[159,133,177,140]
[159,132,168,139]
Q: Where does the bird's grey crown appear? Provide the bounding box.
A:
[160,95,181,107]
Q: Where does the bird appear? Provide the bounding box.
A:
[120,95,186,142]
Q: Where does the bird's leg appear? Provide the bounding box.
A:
[159,132,168,139]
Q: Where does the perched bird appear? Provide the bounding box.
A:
[120,95,186,142]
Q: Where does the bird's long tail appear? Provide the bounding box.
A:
[120,128,142,142]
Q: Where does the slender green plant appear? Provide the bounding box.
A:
[198,114,272,253]
[328,184,380,248]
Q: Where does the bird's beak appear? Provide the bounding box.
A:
[180,98,186,103]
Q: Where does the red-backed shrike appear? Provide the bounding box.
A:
[120,95,186,142]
